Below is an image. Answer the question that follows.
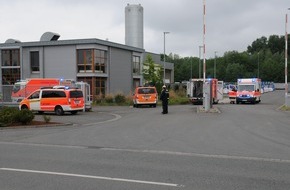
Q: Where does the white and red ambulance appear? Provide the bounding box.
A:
[236,78,262,104]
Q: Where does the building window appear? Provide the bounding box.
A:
[95,77,106,96]
[1,49,20,84]
[77,77,106,100]
[1,49,20,66]
[94,50,107,73]
[30,51,40,72]
[77,49,93,72]
[2,68,20,85]
[77,76,93,98]
[133,56,140,75]
[77,49,107,73]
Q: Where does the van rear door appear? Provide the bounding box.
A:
[69,90,84,109]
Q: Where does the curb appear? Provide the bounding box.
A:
[0,122,73,130]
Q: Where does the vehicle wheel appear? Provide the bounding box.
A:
[21,105,28,110]
[153,104,157,108]
[55,106,64,116]
[38,111,44,114]
[71,111,78,115]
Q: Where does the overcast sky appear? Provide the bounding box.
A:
[0,0,289,58]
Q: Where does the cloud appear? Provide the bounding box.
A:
[0,0,289,58]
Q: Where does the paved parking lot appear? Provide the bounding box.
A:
[33,106,125,126]
[1,90,290,189]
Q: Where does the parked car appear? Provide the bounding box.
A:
[19,87,84,115]
[132,86,158,108]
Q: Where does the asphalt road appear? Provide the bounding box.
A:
[0,90,290,189]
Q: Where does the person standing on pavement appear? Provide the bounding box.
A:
[160,85,169,114]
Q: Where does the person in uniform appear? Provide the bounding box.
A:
[160,85,169,114]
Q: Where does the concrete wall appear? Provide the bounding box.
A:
[43,46,77,79]
[22,47,43,79]
[21,46,77,80]
[109,47,132,95]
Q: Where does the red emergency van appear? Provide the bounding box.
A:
[19,87,84,115]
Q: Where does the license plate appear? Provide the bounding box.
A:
[75,100,80,104]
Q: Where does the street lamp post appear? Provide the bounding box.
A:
[258,52,260,78]
[163,32,170,84]
[190,57,193,80]
[285,11,289,106]
[214,51,218,78]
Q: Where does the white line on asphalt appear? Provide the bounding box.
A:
[82,112,122,126]
[0,168,183,187]
[101,147,290,164]
[2,141,290,164]
[0,141,86,149]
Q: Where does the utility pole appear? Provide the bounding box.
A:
[285,12,289,106]
[199,46,203,78]
[258,52,260,78]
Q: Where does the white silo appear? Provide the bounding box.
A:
[125,4,144,49]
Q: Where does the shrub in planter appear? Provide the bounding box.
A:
[94,94,104,104]
[104,94,114,103]
[114,93,126,104]
[0,107,18,126]
[126,94,133,105]
[15,109,35,125]
[43,115,51,123]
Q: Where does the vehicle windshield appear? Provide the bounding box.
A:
[138,88,156,94]
[12,84,21,93]
[238,84,255,92]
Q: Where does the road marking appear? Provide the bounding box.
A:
[0,168,183,188]
[102,147,290,164]
[0,141,86,149]
[1,140,290,164]
[82,112,122,126]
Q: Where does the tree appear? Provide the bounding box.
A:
[143,54,163,87]
[261,50,284,82]
[268,35,284,54]
[225,63,245,82]
[167,34,288,83]
[247,36,268,54]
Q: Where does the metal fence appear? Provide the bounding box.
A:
[0,85,13,102]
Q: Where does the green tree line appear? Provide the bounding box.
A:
[164,34,290,83]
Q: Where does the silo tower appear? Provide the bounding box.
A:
[125,4,144,49]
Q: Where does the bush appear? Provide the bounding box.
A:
[15,109,35,125]
[173,83,180,92]
[114,93,126,104]
[0,107,18,127]
[104,94,114,103]
[43,115,51,123]
[167,89,189,105]
[126,94,133,106]
[94,94,104,104]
